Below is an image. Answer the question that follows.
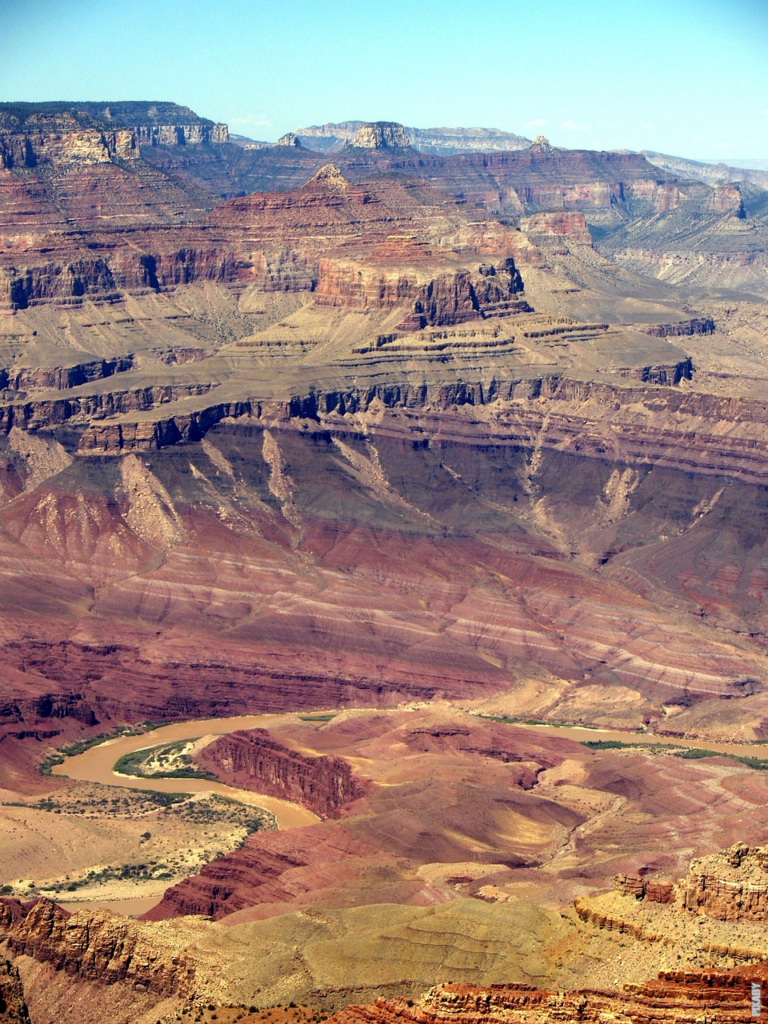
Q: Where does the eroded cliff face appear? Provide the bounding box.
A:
[328,974,762,1024]
[679,845,768,923]
[0,127,137,169]
[0,898,197,997]
[196,728,370,818]
[574,843,768,958]
[613,844,768,925]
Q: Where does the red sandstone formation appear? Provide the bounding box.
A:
[523,211,592,244]
[143,823,386,921]
[327,974,767,1024]
[613,874,675,903]
[196,728,370,817]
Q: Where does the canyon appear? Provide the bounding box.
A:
[0,102,768,1023]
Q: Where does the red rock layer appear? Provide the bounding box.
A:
[196,728,370,818]
[143,824,385,921]
[328,974,765,1024]
[614,874,675,903]
[524,211,592,244]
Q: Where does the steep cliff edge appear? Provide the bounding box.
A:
[679,845,768,922]
[0,898,199,997]
[196,728,370,818]
[612,844,768,925]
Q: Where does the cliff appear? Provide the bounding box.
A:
[0,960,29,1024]
[348,122,412,151]
[0,898,198,997]
[0,126,137,168]
[576,843,768,950]
[291,122,531,155]
[196,728,370,818]
[328,974,764,1024]
[143,824,381,921]
[679,845,768,922]
[0,100,228,155]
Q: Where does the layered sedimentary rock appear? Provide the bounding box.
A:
[523,211,592,244]
[614,874,675,903]
[144,824,384,920]
[328,974,763,1024]
[679,845,768,922]
[640,318,715,338]
[0,898,197,996]
[0,126,137,168]
[196,728,369,817]
[349,123,412,150]
[291,122,532,155]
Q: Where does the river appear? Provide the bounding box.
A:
[50,707,767,916]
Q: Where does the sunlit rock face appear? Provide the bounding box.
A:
[2,99,768,1024]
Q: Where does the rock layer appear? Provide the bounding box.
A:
[0,898,197,997]
[328,974,763,1024]
[196,728,370,817]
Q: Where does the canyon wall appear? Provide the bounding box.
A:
[0,898,197,998]
[196,728,369,818]
[328,975,761,1024]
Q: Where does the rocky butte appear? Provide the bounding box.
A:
[0,100,767,1023]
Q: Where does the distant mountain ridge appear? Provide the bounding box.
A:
[643,150,768,188]
[0,100,229,144]
[289,121,532,155]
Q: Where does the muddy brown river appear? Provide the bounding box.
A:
[53,712,321,829]
[49,707,768,916]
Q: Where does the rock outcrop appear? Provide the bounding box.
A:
[0,898,197,997]
[640,318,715,338]
[0,960,30,1024]
[196,728,370,817]
[328,974,765,1024]
[144,824,382,920]
[289,121,532,155]
[614,874,675,903]
[679,845,768,922]
[349,122,412,150]
[523,211,592,244]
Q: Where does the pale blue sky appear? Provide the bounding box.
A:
[2,0,767,160]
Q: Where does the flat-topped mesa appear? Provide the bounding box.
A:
[349,121,412,150]
[0,125,137,168]
[314,255,526,328]
[0,101,229,149]
[134,121,228,146]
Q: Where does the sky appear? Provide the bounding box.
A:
[1,0,767,161]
